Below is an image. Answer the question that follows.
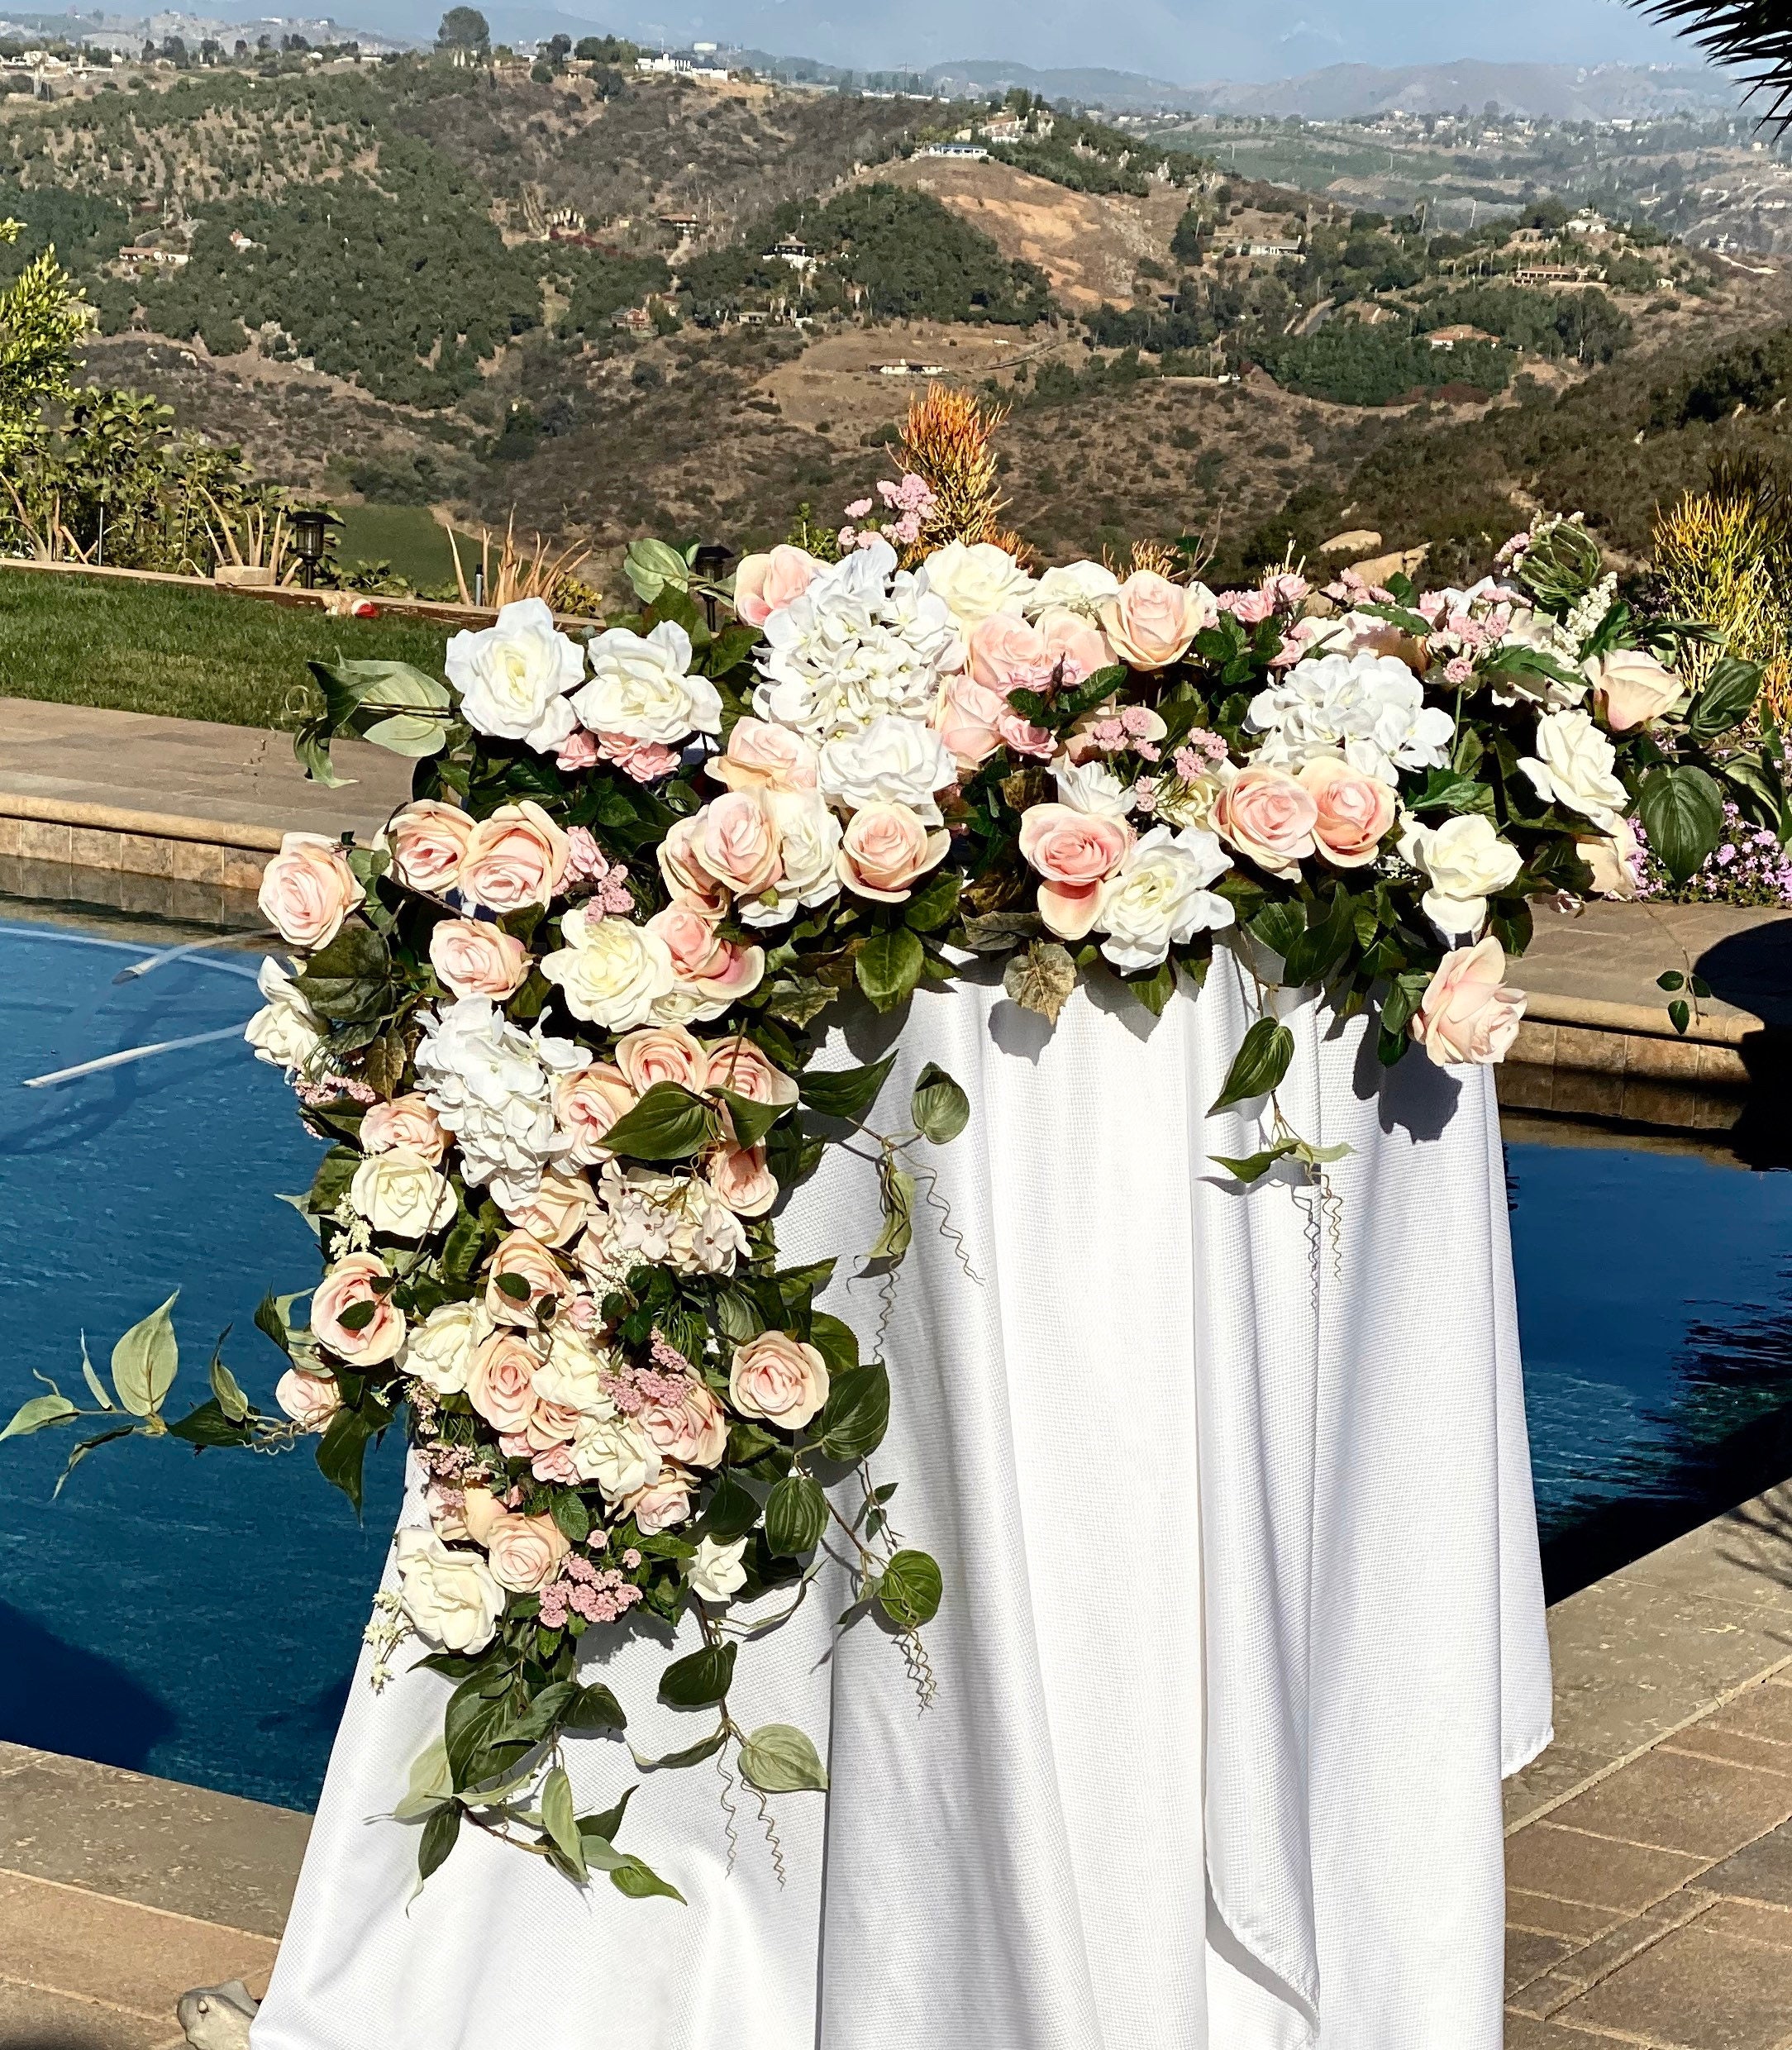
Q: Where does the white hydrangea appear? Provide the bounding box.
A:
[414,998,587,1212]
[577,1161,749,1285]
[1245,649,1455,784]
[754,536,960,743]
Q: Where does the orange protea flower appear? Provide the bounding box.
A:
[895,384,1010,559]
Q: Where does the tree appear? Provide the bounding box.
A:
[0,221,88,467]
[437,7,489,50]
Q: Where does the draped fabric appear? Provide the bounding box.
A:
[252,955,1551,2050]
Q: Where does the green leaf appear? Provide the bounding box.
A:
[0,1391,79,1442]
[551,1491,592,1545]
[1210,1139,1302,1184]
[417,1803,462,1883]
[253,1292,293,1361]
[903,866,961,932]
[1127,959,1175,1017]
[292,921,392,1025]
[806,1312,860,1378]
[702,1471,762,1542]
[600,1083,717,1162]
[1657,970,1685,991]
[868,1164,915,1264]
[739,1723,829,1794]
[540,1766,586,1878]
[910,1062,969,1144]
[659,1642,737,1708]
[54,1425,136,1493]
[855,926,925,1013]
[876,1549,943,1629]
[78,1335,113,1412]
[1669,998,1691,1035]
[765,1473,829,1556]
[1003,939,1078,1025]
[109,1293,179,1418]
[798,1051,898,1123]
[208,1357,250,1424]
[579,1785,635,1847]
[628,1726,728,1773]
[609,1854,686,1904]
[166,1398,253,1447]
[1281,889,1356,989]
[1637,765,1726,884]
[316,1404,376,1515]
[714,1088,783,1151]
[393,1738,455,1822]
[1687,655,1760,741]
[813,1361,890,1461]
[623,536,691,603]
[1208,1018,1295,1114]
[1247,900,1306,961]
[565,1681,627,1733]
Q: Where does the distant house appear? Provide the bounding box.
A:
[544,205,585,234]
[1566,210,1610,238]
[660,212,701,233]
[876,358,946,376]
[1230,240,1302,260]
[982,115,1023,142]
[919,141,988,160]
[611,306,653,332]
[1514,265,1600,286]
[119,245,189,269]
[227,229,257,251]
[1427,323,1499,350]
[765,236,814,272]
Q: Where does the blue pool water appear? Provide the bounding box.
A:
[1,908,1789,1810]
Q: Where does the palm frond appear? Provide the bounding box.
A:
[1637,0,1792,129]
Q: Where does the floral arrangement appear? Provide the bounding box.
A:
[6,441,1780,1901]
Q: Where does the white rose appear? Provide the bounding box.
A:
[245,956,323,1075]
[688,1533,750,1603]
[572,621,724,746]
[349,1147,457,1240]
[1518,709,1629,832]
[569,1414,660,1503]
[394,1528,506,1653]
[817,713,957,824]
[1402,813,1524,941]
[921,539,1037,627]
[541,905,676,1030]
[737,789,843,930]
[1094,825,1236,973]
[1584,816,1642,899]
[1024,560,1120,621]
[531,1323,617,1416]
[406,1300,493,1397]
[1053,756,1133,818]
[446,598,582,755]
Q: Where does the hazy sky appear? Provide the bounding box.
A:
[614,0,1709,81]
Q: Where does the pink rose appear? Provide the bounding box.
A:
[1299,759,1397,869]
[1035,606,1115,684]
[523,1399,582,1452]
[624,1470,695,1534]
[311,1251,405,1366]
[484,1230,570,1327]
[274,1367,341,1431]
[429,917,530,1000]
[615,1023,709,1097]
[733,545,819,627]
[500,1168,595,1247]
[657,814,731,913]
[1588,649,1681,733]
[1099,572,1216,671]
[555,728,601,773]
[553,1065,637,1166]
[483,1510,570,1593]
[693,791,784,898]
[836,802,951,903]
[641,1380,728,1468]
[466,1331,541,1434]
[730,1330,830,1433]
[934,672,1011,769]
[1018,802,1133,941]
[258,832,364,951]
[1409,937,1527,1066]
[704,1036,799,1108]
[595,732,682,783]
[706,1140,779,1216]
[1213,765,1318,880]
[360,1094,447,1165]
[383,801,474,894]
[969,611,1058,693]
[708,717,820,794]
[458,802,570,913]
[645,903,765,1008]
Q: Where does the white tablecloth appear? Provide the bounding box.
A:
[252,952,1551,2050]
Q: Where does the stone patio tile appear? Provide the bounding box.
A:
[0,1979,181,2050]
[1544,1747,1792,1860]
[1505,1824,1709,1913]
[1699,1821,1792,1909]
[1694,1895,1792,1948]
[1708,1681,1792,1747]
[1507,1743,1613,1828]
[1666,1727,1792,1778]
[1507,1889,1625,1942]
[1556,1919,1792,2048]
[1508,1928,1577,1994]
[0,1871,274,2016]
[1501,2016,1612,2048]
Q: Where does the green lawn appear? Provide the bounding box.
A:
[0,567,453,730]
[335,503,479,590]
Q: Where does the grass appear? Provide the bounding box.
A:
[335,503,479,589]
[0,566,453,730]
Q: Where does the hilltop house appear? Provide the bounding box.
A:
[1427,324,1498,350]
[919,141,988,160]
[1514,264,1602,287]
[765,236,814,273]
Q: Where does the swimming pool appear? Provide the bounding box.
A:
[1,908,1788,1809]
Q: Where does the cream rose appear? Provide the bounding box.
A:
[480,1510,571,1594]
[311,1251,405,1366]
[446,597,582,755]
[541,906,676,1031]
[641,1380,727,1467]
[1099,571,1215,670]
[1404,813,1524,940]
[706,1141,779,1217]
[274,1367,341,1431]
[457,802,569,914]
[1094,824,1235,973]
[818,713,957,823]
[570,1414,660,1502]
[1409,937,1527,1066]
[574,620,723,747]
[429,918,529,1001]
[1213,765,1318,880]
[394,1528,505,1653]
[349,1147,457,1240]
[501,1167,596,1247]
[1584,818,1642,899]
[405,1299,493,1397]
[531,1323,615,1415]
[1023,559,1121,620]
[836,802,951,904]
[553,1064,638,1166]
[1018,802,1133,942]
[732,545,821,627]
[615,1023,709,1098]
[738,789,842,930]
[1518,710,1629,832]
[704,1037,800,1108]
[688,1533,750,1602]
[360,1094,448,1164]
[1299,758,1396,870]
[729,1330,830,1433]
[1588,648,1682,733]
[484,1230,570,1327]
[624,1470,695,1535]
[922,539,1037,627]
[708,715,820,794]
[382,801,474,895]
[257,832,364,951]
[245,956,323,1076]
[466,1329,542,1433]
